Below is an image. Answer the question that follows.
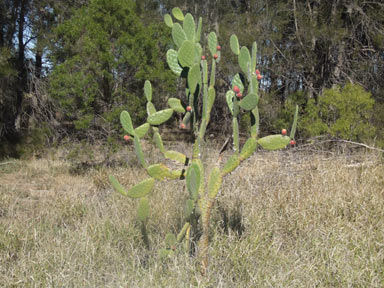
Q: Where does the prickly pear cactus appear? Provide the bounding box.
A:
[109,7,298,274]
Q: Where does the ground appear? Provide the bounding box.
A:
[0,143,383,287]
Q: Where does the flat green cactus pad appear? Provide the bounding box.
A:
[178,40,195,67]
[134,123,150,138]
[109,176,155,198]
[164,150,187,165]
[230,34,240,55]
[185,199,195,219]
[137,197,150,222]
[222,154,240,174]
[239,137,257,161]
[147,109,174,125]
[239,46,251,76]
[186,163,201,201]
[144,80,152,102]
[188,63,200,95]
[120,111,135,136]
[167,98,185,113]
[153,131,165,153]
[232,73,244,93]
[177,222,190,242]
[172,23,186,48]
[208,167,222,199]
[183,13,195,42]
[226,90,235,114]
[146,102,156,116]
[172,7,184,21]
[257,135,290,150]
[251,42,257,72]
[147,164,178,181]
[207,87,216,113]
[208,32,217,56]
[239,93,258,111]
[166,49,182,76]
[164,13,173,28]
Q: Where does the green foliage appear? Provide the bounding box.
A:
[301,84,375,141]
[48,0,175,132]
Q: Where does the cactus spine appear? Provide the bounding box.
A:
[109,7,299,274]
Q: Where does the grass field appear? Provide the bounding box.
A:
[1,143,384,287]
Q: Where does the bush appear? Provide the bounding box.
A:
[301,83,375,142]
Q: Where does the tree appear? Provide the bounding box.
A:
[48,0,175,134]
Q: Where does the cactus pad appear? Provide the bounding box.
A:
[186,163,201,200]
[172,23,187,48]
[144,80,152,102]
[239,93,258,111]
[165,150,187,165]
[257,135,290,150]
[153,131,165,153]
[164,14,173,28]
[207,87,216,113]
[188,63,201,95]
[208,167,222,199]
[251,42,257,72]
[147,164,176,181]
[232,74,244,93]
[239,137,257,161]
[166,49,182,76]
[109,175,155,198]
[120,111,135,136]
[137,197,150,222]
[146,102,156,116]
[239,46,251,76]
[168,98,185,113]
[147,109,174,125]
[177,222,191,242]
[208,32,217,56]
[222,154,240,174]
[226,90,235,114]
[134,123,150,138]
[178,40,196,67]
[172,7,184,21]
[185,199,195,219]
[230,34,240,55]
[183,13,196,42]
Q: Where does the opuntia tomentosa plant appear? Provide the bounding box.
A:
[109,7,298,274]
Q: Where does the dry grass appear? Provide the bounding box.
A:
[0,144,384,287]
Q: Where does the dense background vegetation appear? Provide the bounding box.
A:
[1,0,384,157]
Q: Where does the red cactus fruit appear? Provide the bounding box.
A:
[213,54,218,59]
[233,86,240,93]
[237,92,243,98]
[290,140,296,146]
[123,135,130,141]
[257,74,263,80]
[217,45,221,51]
[201,55,206,60]
[255,69,260,75]
[282,129,287,136]
[180,123,186,129]
[186,106,192,112]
